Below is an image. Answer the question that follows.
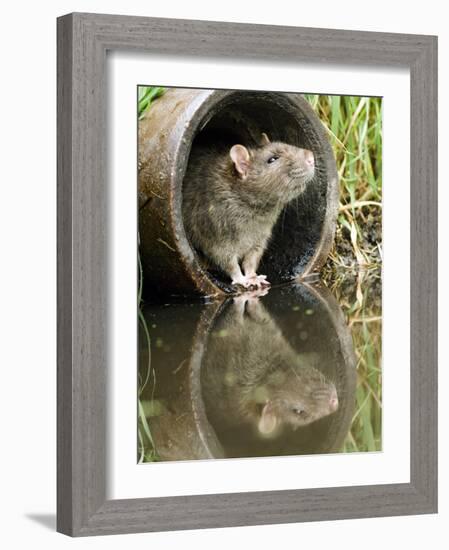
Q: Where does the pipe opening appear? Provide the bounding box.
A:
[181,92,331,292]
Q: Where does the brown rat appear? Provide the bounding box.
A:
[202,294,338,437]
[182,133,315,289]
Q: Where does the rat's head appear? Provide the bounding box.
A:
[257,365,339,436]
[229,133,315,207]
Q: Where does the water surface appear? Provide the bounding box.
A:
[138,277,381,462]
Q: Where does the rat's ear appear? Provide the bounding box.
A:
[230,144,251,178]
[260,132,271,146]
[258,402,278,435]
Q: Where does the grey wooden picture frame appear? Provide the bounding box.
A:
[57,12,438,537]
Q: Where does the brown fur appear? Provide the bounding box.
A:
[182,138,315,288]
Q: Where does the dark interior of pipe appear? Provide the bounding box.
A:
[182,94,329,290]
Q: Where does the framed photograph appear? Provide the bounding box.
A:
[57,12,437,536]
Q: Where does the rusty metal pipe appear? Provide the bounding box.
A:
[139,88,338,298]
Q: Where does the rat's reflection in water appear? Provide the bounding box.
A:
[139,283,357,461]
[202,292,339,456]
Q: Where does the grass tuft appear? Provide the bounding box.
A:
[138,86,165,119]
[304,94,382,271]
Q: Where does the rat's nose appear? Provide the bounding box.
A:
[304,149,315,167]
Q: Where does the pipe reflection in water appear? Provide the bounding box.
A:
[139,282,357,462]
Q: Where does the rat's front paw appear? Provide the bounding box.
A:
[232,274,271,292]
[247,274,271,288]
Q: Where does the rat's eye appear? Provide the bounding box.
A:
[293,407,307,417]
[267,155,279,164]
